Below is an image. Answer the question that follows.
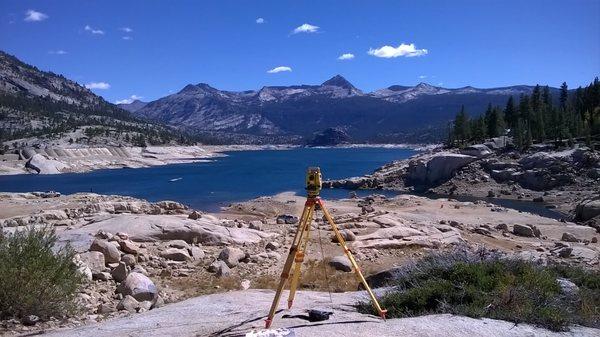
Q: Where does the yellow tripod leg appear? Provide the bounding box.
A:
[317,199,388,320]
[287,205,314,309]
[265,201,314,328]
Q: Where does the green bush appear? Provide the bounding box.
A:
[357,250,599,331]
[0,227,83,320]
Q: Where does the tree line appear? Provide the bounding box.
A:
[448,78,600,149]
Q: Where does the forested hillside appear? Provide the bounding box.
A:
[449,79,600,149]
[0,51,194,149]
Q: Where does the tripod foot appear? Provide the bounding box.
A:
[379,309,387,320]
[265,318,273,329]
[287,300,294,309]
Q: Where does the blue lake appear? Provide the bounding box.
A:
[0,147,417,212]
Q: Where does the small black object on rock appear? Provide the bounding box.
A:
[282,309,333,322]
[307,310,333,322]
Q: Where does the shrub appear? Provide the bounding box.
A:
[0,226,83,320]
[357,249,600,331]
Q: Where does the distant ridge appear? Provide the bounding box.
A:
[131,74,560,142]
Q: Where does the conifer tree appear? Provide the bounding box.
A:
[504,96,517,130]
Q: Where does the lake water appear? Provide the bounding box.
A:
[0,147,417,212]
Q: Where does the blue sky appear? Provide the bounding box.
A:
[1,0,599,104]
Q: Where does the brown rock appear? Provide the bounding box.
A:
[90,239,121,264]
[119,240,141,254]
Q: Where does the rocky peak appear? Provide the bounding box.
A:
[415,82,436,90]
[322,75,355,89]
[178,83,219,95]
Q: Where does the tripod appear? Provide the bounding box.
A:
[265,167,386,328]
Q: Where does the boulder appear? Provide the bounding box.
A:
[190,247,205,260]
[207,260,230,277]
[119,240,141,254]
[218,247,245,267]
[25,154,67,174]
[168,240,190,250]
[265,241,280,251]
[561,232,579,243]
[76,264,92,281]
[495,223,509,232]
[329,256,352,272]
[490,168,518,182]
[90,239,121,264]
[117,295,140,313]
[188,211,202,220]
[331,230,356,242]
[122,254,137,266]
[460,144,492,158]
[161,248,191,261]
[111,262,129,282]
[512,224,540,238]
[93,271,112,281]
[248,221,263,231]
[556,278,579,296]
[155,200,187,213]
[558,247,573,258]
[407,153,476,185]
[97,303,117,314]
[276,214,299,224]
[519,152,558,170]
[516,169,573,191]
[79,251,106,273]
[575,199,600,221]
[118,272,157,301]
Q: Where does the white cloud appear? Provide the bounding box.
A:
[84,25,105,35]
[122,36,133,40]
[85,82,110,90]
[368,43,428,58]
[48,50,67,55]
[292,23,319,34]
[256,18,265,24]
[267,66,292,74]
[419,75,427,79]
[115,95,143,104]
[120,27,133,33]
[24,9,48,22]
[338,53,355,60]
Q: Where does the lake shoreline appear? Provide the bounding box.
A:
[0,143,425,176]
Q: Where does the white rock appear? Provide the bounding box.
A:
[118,272,157,301]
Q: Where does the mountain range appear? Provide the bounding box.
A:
[0,50,562,145]
[121,75,560,142]
[0,51,188,147]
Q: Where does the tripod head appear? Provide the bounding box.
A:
[305,167,322,197]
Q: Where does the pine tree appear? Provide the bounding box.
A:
[504,96,517,130]
[560,82,569,109]
[530,85,545,141]
[542,86,555,140]
[452,105,470,146]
